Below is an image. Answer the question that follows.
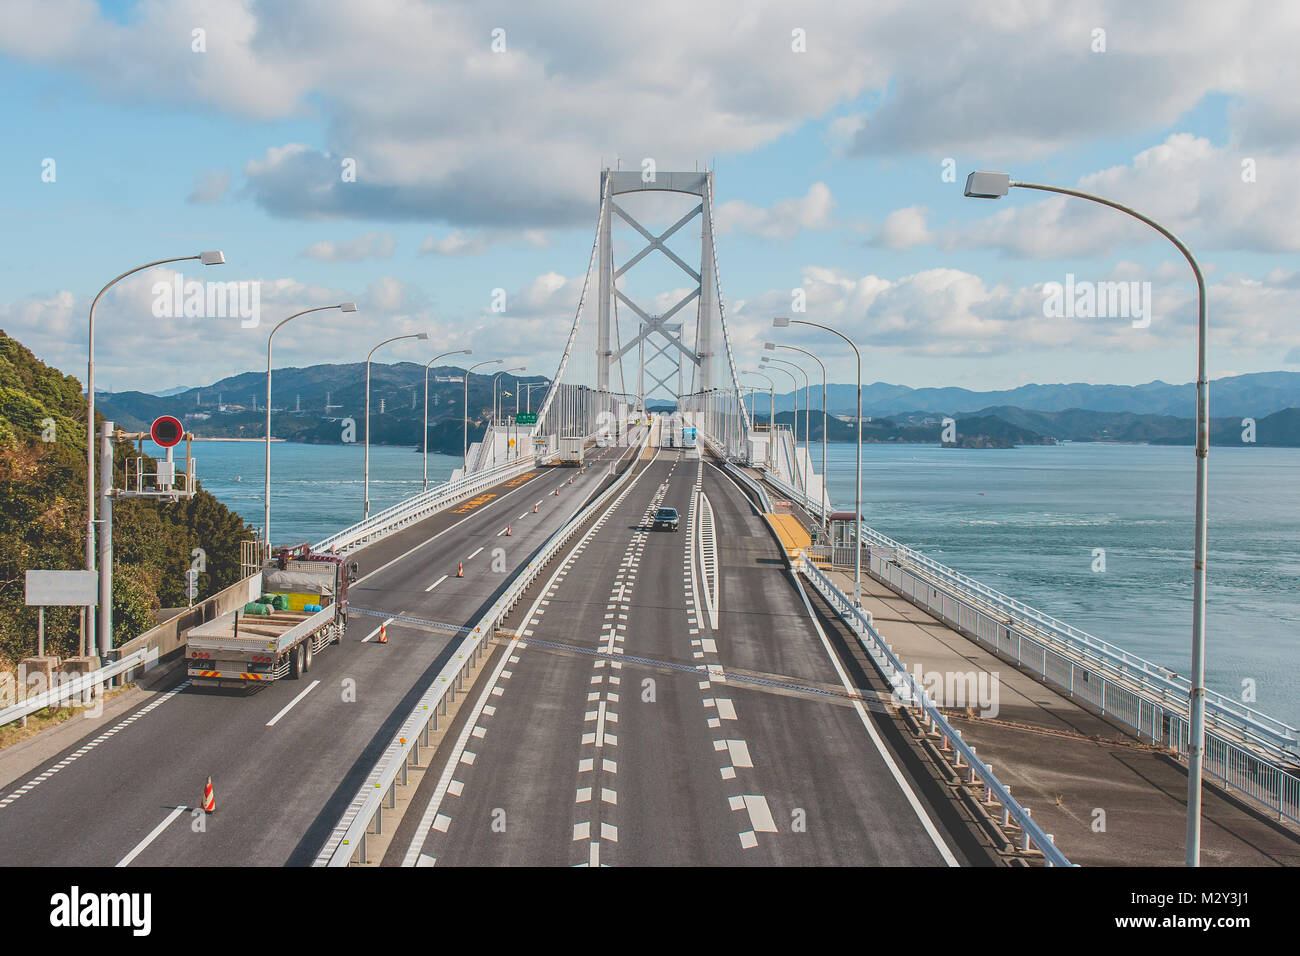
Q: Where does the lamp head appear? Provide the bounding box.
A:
[416,332,429,340]
[339,301,358,312]
[199,250,225,266]
[763,342,775,350]
[963,170,1010,199]
[772,316,790,328]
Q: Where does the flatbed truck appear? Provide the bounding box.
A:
[186,544,352,686]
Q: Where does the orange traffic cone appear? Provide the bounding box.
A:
[506,525,512,536]
[202,776,215,814]
[378,624,388,644]
[457,563,464,578]
[553,487,560,496]
[533,503,538,513]
[568,476,573,484]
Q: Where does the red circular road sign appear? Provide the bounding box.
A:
[150,415,185,448]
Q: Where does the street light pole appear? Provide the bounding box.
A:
[764,355,811,496]
[774,316,862,606]
[741,369,776,469]
[492,367,526,467]
[424,349,473,490]
[964,169,1210,867]
[266,302,356,549]
[86,250,224,656]
[771,343,827,529]
[761,360,801,486]
[365,332,429,518]
[463,359,503,472]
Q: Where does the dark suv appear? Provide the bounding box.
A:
[652,507,680,531]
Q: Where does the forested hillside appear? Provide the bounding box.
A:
[0,331,255,665]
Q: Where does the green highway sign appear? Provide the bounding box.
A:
[516,413,538,424]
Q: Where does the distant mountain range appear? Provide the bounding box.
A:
[97,361,547,454]
[762,371,1300,419]
[99,361,1300,449]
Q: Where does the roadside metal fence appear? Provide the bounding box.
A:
[764,468,1300,828]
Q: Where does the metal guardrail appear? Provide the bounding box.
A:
[760,466,1299,761]
[312,455,542,556]
[313,430,651,866]
[0,648,150,728]
[797,556,1072,866]
[721,460,773,514]
[868,548,1300,828]
[764,468,1300,827]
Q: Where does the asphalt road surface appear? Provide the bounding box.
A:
[398,448,975,866]
[0,441,636,866]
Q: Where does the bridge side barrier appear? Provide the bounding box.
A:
[0,648,150,728]
[714,458,1069,864]
[761,466,1298,760]
[314,429,650,866]
[763,468,1300,827]
[312,455,543,556]
[796,556,1072,865]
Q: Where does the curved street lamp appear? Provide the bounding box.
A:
[365,332,428,518]
[464,359,503,470]
[741,369,776,468]
[964,169,1209,867]
[763,355,811,494]
[774,316,863,607]
[424,349,473,490]
[265,302,357,549]
[493,366,527,464]
[86,249,224,655]
[769,342,827,528]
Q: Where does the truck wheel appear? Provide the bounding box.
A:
[291,643,304,679]
[303,638,314,673]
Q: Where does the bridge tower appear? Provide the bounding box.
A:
[525,169,751,465]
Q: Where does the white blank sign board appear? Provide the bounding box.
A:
[25,570,98,606]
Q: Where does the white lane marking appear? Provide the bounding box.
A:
[466,547,484,560]
[400,632,515,866]
[116,805,187,867]
[352,471,554,588]
[778,518,962,869]
[743,795,779,833]
[265,679,321,727]
[417,853,437,866]
[518,512,529,520]
[361,616,397,642]
[726,739,753,767]
[1,680,191,811]
[424,575,449,593]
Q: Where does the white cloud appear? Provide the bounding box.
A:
[187,169,231,205]
[949,135,1300,257]
[716,183,836,240]
[874,206,933,250]
[725,264,1300,379]
[300,231,398,262]
[419,229,549,257]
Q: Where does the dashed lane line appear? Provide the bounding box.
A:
[0,680,192,811]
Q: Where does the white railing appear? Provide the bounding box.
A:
[313,455,542,556]
[762,468,1300,826]
[0,648,150,728]
[313,430,650,866]
[797,557,1072,866]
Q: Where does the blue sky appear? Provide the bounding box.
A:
[2,1,1297,395]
